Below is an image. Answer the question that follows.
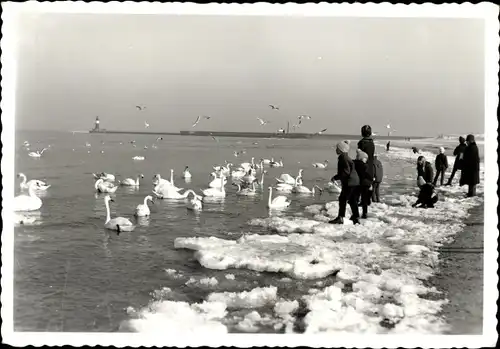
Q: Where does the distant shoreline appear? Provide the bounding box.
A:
[77,129,427,141]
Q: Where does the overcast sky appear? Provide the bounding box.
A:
[14,13,485,136]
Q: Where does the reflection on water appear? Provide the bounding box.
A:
[135,216,150,227]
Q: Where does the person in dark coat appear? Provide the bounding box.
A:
[412,146,420,154]
[329,140,360,225]
[357,125,375,181]
[445,136,467,186]
[353,150,373,219]
[386,141,391,151]
[460,134,480,197]
[417,155,434,184]
[432,147,449,186]
[372,154,383,203]
[412,176,439,208]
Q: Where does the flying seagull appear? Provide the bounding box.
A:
[298,115,311,120]
[192,115,211,128]
[269,105,279,110]
[144,121,150,128]
[257,117,270,126]
[314,128,328,135]
[156,137,163,141]
[136,105,146,111]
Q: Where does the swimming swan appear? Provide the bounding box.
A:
[312,160,329,169]
[103,195,135,233]
[234,182,257,196]
[209,173,228,188]
[95,179,118,193]
[93,172,115,182]
[134,195,154,217]
[153,187,199,200]
[276,169,303,186]
[182,166,192,179]
[186,191,203,211]
[120,174,144,186]
[28,148,48,158]
[325,181,342,193]
[292,184,322,195]
[18,173,51,191]
[202,176,226,198]
[267,186,291,209]
[14,183,43,212]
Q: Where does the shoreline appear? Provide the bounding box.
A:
[431,202,484,334]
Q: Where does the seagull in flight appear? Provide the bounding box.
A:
[269,105,279,110]
[257,117,270,126]
[156,137,163,141]
[136,105,146,111]
[314,128,328,135]
[298,115,311,120]
[144,121,150,128]
[192,115,211,127]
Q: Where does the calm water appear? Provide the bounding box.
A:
[12,130,428,332]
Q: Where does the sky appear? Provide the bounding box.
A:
[13,12,485,136]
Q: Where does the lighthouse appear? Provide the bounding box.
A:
[94,116,100,131]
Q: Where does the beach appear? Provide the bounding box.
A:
[13,131,485,334]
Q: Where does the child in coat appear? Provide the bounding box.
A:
[433,147,449,186]
[353,149,373,219]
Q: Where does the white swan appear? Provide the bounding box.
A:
[186,191,203,211]
[231,168,246,179]
[28,148,48,158]
[120,174,144,186]
[95,179,118,193]
[93,172,115,182]
[276,169,303,185]
[261,158,271,165]
[325,181,342,193]
[267,186,291,209]
[152,174,171,187]
[153,187,199,200]
[269,158,284,168]
[169,169,183,191]
[18,173,51,191]
[182,166,192,179]
[14,183,43,212]
[256,170,267,187]
[241,169,257,184]
[292,184,322,195]
[103,195,135,234]
[234,182,257,196]
[239,157,255,171]
[209,173,228,189]
[202,176,226,198]
[134,195,154,217]
[312,160,329,169]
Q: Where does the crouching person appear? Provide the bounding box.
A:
[412,176,439,208]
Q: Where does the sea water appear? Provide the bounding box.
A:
[12,130,484,333]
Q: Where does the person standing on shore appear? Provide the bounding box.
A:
[445,136,467,186]
[386,141,391,151]
[353,150,373,219]
[357,125,375,182]
[460,134,480,197]
[433,147,449,186]
[417,155,434,184]
[329,140,360,225]
[372,154,383,203]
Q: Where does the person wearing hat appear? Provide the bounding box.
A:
[432,147,449,186]
[460,134,480,197]
[445,136,467,186]
[417,155,434,184]
[353,149,373,219]
[329,140,361,225]
[412,176,439,208]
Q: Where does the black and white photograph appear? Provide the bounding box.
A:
[1,2,498,347]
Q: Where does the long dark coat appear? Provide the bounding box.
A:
[452,143,467,170]
[460,142,480,185]
[333,152,359,187]
[417,161,434,184]
[357,137,375,179]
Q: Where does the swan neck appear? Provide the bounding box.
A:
[268,188,272,205]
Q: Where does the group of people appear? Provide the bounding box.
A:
[415,134,480,207]
[329,126,481,224]
[329,125,383,225]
